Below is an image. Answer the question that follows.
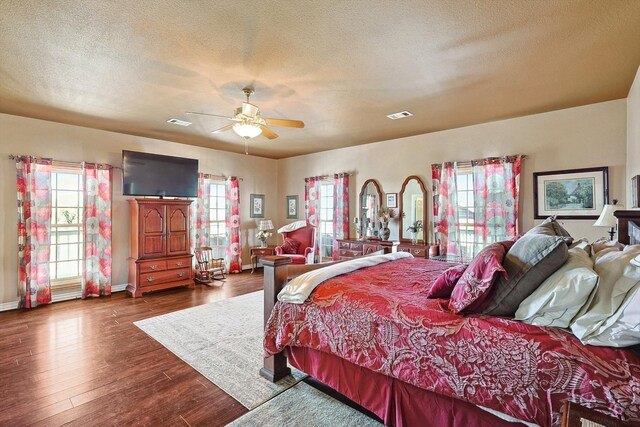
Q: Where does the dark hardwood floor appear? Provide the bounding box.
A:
[0,271,264,427]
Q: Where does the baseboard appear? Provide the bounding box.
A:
[0,300,19,312]
[112,283,128,292]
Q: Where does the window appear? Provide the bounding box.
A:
[318,181,335,261]
[50,167,84,286]
[455,169,475,261]
[208,182,227,259]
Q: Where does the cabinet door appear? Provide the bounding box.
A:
[167,204,190,256]
[140,204,166,259]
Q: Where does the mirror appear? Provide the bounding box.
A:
[399,176,427,243]
[359,179,382,238]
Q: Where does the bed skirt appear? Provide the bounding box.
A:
[287,346,529,427]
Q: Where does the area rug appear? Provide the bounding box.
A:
[227,381,382,426]
[134,291,306,409]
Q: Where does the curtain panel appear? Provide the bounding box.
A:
[304,176,322,261]
[472,155,522,247]
[16,156,53,308]
[191,173,212,254]
[82,163,113,298]
[332,173,350,260]
[433,162,462,256]
[226,177,242,273]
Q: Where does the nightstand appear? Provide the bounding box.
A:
[250,246,276,273]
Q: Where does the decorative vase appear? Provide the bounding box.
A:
[410,231,417,245]
[259,239,267,248]
[380,221,390,241]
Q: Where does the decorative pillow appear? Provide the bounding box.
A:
[448,241,512,314]
[527,216,573,243]
[592,238,625,255]
[427,264,468,299]
[514,247,599,328]
[483,234,569,317]
[281,238,301,254]
[570,246,640,341]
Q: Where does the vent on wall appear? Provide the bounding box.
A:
[166,118,192,126]
[386,111,413,120]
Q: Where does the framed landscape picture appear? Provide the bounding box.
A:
[533,167,609,220]
[250,194,265,218]
[286,195,298,219]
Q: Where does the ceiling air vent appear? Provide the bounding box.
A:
[166,118,192,126]
[386,111,413,120]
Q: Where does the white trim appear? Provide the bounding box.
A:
[112,283,128,292]
[0,301,19,312]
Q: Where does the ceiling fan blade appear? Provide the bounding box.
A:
[211,124,235,134]
[186,111,239,121]
[259,125,278,139]
[264,118,305,128]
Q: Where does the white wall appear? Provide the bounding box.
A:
[628,66,640,208]
[0,113,279,304]
[277,100,628,244]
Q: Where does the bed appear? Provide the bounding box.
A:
[261,212,640,427]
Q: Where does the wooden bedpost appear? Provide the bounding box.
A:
[260,255,292,382]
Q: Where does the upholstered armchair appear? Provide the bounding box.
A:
[275,220,316,264]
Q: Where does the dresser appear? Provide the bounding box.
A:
[397,243,429,258]
[127,199,194,297]
[335,239,399,260]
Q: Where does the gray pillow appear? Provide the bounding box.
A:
[528,216,573,243]
[483,234,569,316]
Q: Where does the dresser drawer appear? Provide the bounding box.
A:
[139,260,167,273]
[363,244,382,255]
[349,242,363,251]
[140,267,191,287]
[339,249,362,258]
[338,240,352,249]
[167,256,191,270]
[398,245,428,258]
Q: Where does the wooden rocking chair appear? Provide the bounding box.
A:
[194,246,226,285]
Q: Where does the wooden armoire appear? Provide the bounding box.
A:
[127,199,194,297]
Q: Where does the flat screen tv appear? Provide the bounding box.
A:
[122,150,198,198]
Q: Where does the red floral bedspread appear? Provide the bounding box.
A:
[264,258,640,426]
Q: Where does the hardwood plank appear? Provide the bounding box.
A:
[0,271,263,427]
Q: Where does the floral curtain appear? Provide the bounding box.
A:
[82,163,112,297]
[191,173,212,254]
[305,176,322,261]
[16,156,53,308]
[225,177,242,273]
[472,155,522,249]
[433,162,462,257]
[332,173,349,260]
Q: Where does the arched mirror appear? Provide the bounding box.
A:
[399,176,428,243]
[359,179,383,237]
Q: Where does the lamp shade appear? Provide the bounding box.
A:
[258,219,274,231]
[233,122,262,139]
[593,204,621,228]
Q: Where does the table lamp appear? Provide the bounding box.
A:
[593,200,622,240]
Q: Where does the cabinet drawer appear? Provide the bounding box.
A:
[398,247,411,253]
[339,249,362,258]
[139,260,167,273]
[167,257,191,270]
[363,244,382,255]
[410,248,427,257]
[338,240,351,249]
[349,242,363,251]
[140,267,191,287]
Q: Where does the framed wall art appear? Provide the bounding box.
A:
[250,194,265,218]
[286,195,298,219]
[533,167,609,220]
[386,193,398,209]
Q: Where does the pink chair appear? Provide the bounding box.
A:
[275,221,316,264]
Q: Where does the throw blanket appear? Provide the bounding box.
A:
[278,252,413,304]
[277,220,308,234]
[265,258,640,426]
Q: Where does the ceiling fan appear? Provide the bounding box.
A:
[186,87,304,142]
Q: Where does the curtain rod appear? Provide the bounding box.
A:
[8,154,120,170]
[201,173,243,181]
[432,154,527,168]
[305,172,353,180]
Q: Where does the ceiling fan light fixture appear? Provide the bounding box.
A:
[233,122,262,139]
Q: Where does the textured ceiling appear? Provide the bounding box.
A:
[1,1,639,159]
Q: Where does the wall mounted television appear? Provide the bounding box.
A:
[122,150,198,198]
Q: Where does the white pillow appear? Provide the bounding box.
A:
[578,255,640,347]
[570,246,640,341]
[514,247,598,328]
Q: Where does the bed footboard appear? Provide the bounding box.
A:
[260,256,292,382]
